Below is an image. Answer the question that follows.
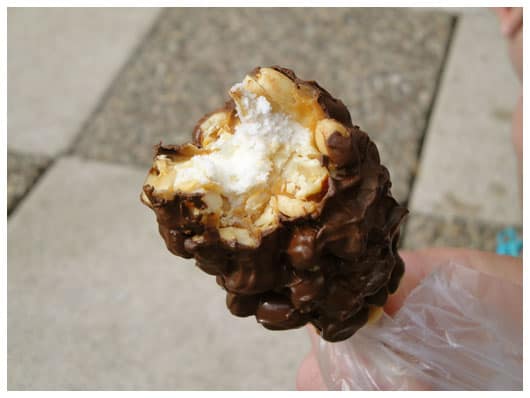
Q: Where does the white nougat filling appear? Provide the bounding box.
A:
[171,85,319,197]
[147,83,329,246]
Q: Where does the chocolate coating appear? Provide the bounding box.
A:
[256,294,310,330]
[226,292,260,317]
[142,66,408,342]
[287,227,318,270]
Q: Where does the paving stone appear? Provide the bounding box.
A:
[402,212,522,252]
[426,7,494,16]
[74,8,454,204]
[409,10,522,225]
[7,151,51,215]
[8,156,308,390]
[8,8,160,157]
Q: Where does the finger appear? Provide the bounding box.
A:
[296,351,326,390]
[410,247,522,284]
[385,248,523,315]
[492,6,512,27]
[492,7,510,20]
[503,7,523,37]
[297,326,326,390]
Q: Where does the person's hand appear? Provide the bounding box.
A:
[493,7,523,38]
[297,247,522,390]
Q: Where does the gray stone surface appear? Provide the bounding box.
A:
[8,157,308,390]
[402,212,522,252]
[409,10,522,225]
[421,7,494,16]
[74,7,454,204]
[8,8,160,157]
[7,151,50,214]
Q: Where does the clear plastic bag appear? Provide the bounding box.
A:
[316,261,522,390]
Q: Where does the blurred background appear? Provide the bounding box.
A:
[7,7,522,390]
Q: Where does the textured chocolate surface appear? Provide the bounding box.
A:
[142,67,408,342]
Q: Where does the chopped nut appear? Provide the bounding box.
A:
[315,118,349,156]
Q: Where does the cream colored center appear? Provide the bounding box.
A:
[148,85,329,246]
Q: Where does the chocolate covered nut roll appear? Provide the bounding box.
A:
[141,66,408,342]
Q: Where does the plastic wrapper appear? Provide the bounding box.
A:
[316,261,522,390]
